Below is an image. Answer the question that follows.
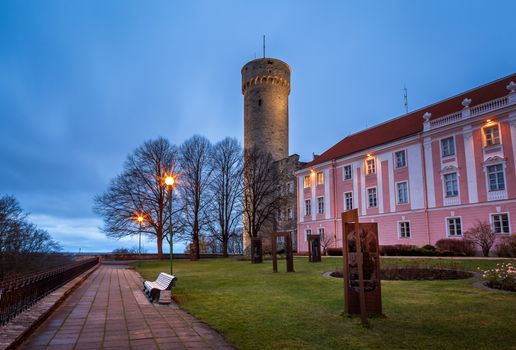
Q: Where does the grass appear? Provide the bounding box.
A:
[133,257,516,350]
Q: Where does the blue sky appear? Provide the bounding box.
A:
[0,1,515,252]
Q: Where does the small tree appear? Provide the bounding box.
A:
[464,220,497,257]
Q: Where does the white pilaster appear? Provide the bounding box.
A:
[298,176,304,223]
[324,169,331,219]
[424,138,436,208]
[311,175,316,221]
[408,144,425,209]
[360,164,366,216]
[463,126,478,203]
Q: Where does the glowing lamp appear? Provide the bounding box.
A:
[165,176,175,186]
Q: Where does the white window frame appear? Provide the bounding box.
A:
[304,199,311,216]
[366,158,376,175]
[483,123,502,147]
[446,217,463,237]
[396,181,409,205]
[394,150,407,168]
[440,136,456,158]
[317,196,324,214]
[443,172,459,198]
[344,192,353,211]
[490,213,511,234]
[343,165,353,180]
[318,227,325,240]
[486,163,506,191]
[367,187,377,208]
[305,228,312,241]
[317,172,324,185]
[287,207,293,220]
[398,221,411,239]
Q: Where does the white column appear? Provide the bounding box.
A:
[353,162,359,211]
[463,126,478,203]
[298,176,304,223]
[377,154,388,214]
[408,144,425,209]
[360,164,366,216]
[311,175,316,221]
[510,113,516,178]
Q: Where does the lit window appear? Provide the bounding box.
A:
[487,164,505,191]
[397,182,409,204]
[318,227,325,240]
[395,150,406,168]
[447,217,462,237]
[318,197,324,214]
[399,221,410,238]
[305,199,311,216]
[317,172,324,185]
[287,208,293,220]
[441,137,455,157]
[367,188,377,208]
[366,158,376,174]
[344,165,352,180]
[344,192,353,211]
[304,175,310,188]
[444,173,458,197]
[492,213,510,234]
[484,125,500,147]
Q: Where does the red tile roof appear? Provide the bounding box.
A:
[303,73,516,169]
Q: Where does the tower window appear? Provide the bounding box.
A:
[258,99,262,106]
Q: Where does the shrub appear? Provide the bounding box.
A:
[494,235,516,258]
[435,238,475,256]
[464,220,496,257]
[479,263,515,292]
[380,244,443,256]
[326,247,343,256]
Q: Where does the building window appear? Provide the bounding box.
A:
[344,165,352,180]
[492,213,510,234]
[303,176,310,188]
[287,208,293,220]
[484,125,500,147]
[344,192,353,211]
[367,188,377,208]
[399,221,411,238]
[441,137,455,157]
[317,172,324,185]
[287,182,294,193]
[366,158,376,174]
[305,229,312,240]
[305,199,311,216]
[277,209,283,221]
[318,227,325,240]
[317,197,324,214]
[487,164,505,191]
[395,150,406,168]
[447,217,462,237]
[443,173,458,197]
[397,182,409,204]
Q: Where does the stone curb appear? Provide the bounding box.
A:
[0,263,100,350]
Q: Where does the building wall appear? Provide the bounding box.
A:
[297,89,516,252]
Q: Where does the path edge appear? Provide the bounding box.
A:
[0,262,100,350]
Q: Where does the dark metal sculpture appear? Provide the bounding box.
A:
[307,234,322,262]
[271,232,294,272]
[251,238,263,264]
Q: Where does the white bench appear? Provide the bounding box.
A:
[143,272,176,302]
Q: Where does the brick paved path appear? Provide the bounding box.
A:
[20,266,234,350]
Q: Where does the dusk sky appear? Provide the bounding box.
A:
[1,1,515,252]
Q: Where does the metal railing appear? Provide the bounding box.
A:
[0,257,99,326]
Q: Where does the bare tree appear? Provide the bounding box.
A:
[209,138,243,257]
[177,135,214,260]
[243,146,282,244]
[0,195,62,278]
[464,220,497,257]
[93,137,179,258]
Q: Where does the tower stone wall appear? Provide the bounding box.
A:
[242,58,291,161]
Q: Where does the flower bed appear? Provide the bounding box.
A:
[479,263,515,292]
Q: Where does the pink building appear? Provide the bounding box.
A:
[296,74,516,253]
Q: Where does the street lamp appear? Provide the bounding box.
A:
[165,175,175,275]
[137,215,144,255]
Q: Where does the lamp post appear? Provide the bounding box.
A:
[165,175,175,275]
[137,215,144,255]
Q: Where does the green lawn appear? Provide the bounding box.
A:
[134,257,516,350]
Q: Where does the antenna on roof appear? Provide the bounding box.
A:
[263,35,266,58]
[403,84,409,114]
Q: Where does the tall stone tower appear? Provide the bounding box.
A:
[241,58,291,254]
[242,58,291,160]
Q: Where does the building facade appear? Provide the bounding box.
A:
[296,74,516,253]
